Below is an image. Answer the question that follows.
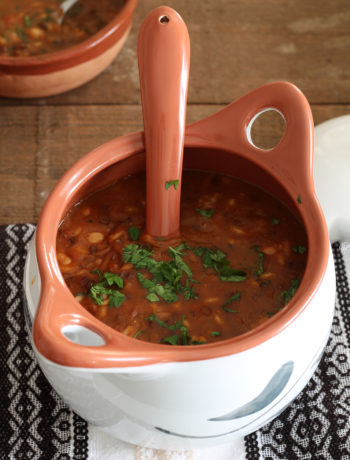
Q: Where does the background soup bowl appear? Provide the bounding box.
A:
[23,82,336,449]
[0,0,137,98]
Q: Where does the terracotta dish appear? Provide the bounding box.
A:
[0,0,137,98]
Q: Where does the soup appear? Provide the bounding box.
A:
[0,0,124,57]
[56,171,307,346]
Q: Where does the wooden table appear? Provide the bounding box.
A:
[1,0,349,225]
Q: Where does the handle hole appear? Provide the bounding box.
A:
[159,15,170,24]
[246,108,286,151]
[62,325,105,347]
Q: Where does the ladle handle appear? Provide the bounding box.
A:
[138,6,190,238]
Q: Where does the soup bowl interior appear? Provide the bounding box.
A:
[32,128,330,369]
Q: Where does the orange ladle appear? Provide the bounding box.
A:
[138,6,190,238]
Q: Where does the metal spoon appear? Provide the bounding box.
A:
[138,6,190,238]
[56,0,79,25]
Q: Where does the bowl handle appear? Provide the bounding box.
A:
[186,81,314,198]
[33,278,165,369]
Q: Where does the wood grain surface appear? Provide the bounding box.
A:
[0,0,349,224]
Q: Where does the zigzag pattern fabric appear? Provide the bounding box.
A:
[245,242,350,459]
[0,224,88,459]
[1,224,349,459]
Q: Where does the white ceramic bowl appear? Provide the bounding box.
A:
[23,82,336,449]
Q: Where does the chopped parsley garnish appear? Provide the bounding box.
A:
[272,218,280,225]
[211,331,221,337]
[193,247,246,282]
[147,313,191,345]
[293,245,307,254]
[138,272,178,303]
[145,292,160,302]
[266,311,276,318]
[89,271,125,308]
[254,246,265,276]
[123,243,198,303]
[297,195,302,204]
[128,226,141,241]
[222,292,241,312]
[122,244,154,269]
[147,313,172,329]
[24,15,32,27]
[107,290,126,308]
[165,180,179,190]
[196,208,215,218]
[183,280,198,300]
[103,272,124,288]
[16,27,28,43]
[161,334,179,345]
[280,279,300,306]
[169,245,193,277]
[133,330,145,338]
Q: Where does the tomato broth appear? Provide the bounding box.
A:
[56,171,308,346]
[0,0,124,57]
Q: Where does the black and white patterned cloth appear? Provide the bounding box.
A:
[1,224,350,460]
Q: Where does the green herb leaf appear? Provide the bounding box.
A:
[161,334,179,345]
[146,313,169,329]
[146,292,160,302]
[90,269,103,279]
[159,285,178,303]
[180,325,190,345]
[272,218,280,225]
[122,244,153,268]
[297,195,302,204]
[183,281,198,300]
[194,247,247,282]
[292,245,307,254]
[128,226,141,241]
[168,315,186,331]
[137,272,155,289]
[103,272,124,288]
[89,271,125,308]
[280,279,300,305]
[16,27,28,42]
[89,283,107,305]
[165,180,179,190]
[211,331,221,337]
[218,268,247,282]
[254,246,265,277]
[133,330,144,338]
[124,243,197,304]
[222,306,238,313]
[169,246,193,278]
[222,292,241,312]
[108,290,125,308]
[196,208,215,218]
[191,340,207,345]
[222,292,241,305]
[147,314,186,333]
[24,15,31,27]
